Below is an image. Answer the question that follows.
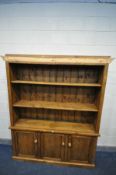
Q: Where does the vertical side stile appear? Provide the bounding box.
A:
[96,65,109,131]
[6,62,15,125]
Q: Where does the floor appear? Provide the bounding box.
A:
[0,144,116,175]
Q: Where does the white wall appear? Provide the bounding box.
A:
[0,2,116,146]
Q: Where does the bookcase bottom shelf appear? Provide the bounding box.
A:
[10,119,99,136]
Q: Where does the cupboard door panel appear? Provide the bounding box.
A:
[14,131,37,157]
[67,135,95,163]
[41,132,65,161]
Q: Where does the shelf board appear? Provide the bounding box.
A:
[11,80,101,87]
[4,54,112,65]
[10,119,99,136]
[13,100,98,112]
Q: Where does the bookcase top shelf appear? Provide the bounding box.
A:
[4,54,112,65]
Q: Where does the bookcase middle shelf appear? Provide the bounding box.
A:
[11,80,101,87]
[13,100,98,112]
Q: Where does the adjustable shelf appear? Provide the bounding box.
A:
[5,54,112,168]
[13,100,98,112]
[11,80,102,87]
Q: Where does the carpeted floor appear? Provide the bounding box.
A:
[0,144,116,175]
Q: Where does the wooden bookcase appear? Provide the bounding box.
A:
[4,54,112,168]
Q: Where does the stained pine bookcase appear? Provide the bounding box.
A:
[4,54,112,168]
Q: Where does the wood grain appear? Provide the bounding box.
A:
[11,80,102,87]
[13,100,98,112]
[4,54,112,65]
[10,119,99,136]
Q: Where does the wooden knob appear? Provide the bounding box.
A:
[68,142,71,147]
[51,130,54,133]
[62,142,65,146]
[34,139,38,144]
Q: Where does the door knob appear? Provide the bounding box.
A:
[62,142,65,146]
[34,139,38,144]
[68,142,72,147]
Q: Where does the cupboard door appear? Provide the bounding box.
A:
[41,132,66,161]
[14,131,38,158]
[67,135,95,163]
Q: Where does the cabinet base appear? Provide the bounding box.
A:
[12,156,95,168]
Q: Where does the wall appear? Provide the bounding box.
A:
[0,2,116,146]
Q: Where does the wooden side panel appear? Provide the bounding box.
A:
[6,63,17,125]
[14,131,38,158]
[41,133,65,161]
[96,65,109,131]
[67,135,96,163]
